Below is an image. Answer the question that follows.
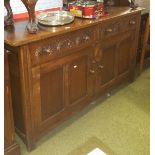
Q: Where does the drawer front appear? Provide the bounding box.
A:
[29,27,96,66]
[100,14,139,39]
[120,14,139,31]
[103,21,120,38]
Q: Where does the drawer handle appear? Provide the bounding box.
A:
[129,21,136,25]
[98,65,104,69]
[89,69,95,74]
[106,28,113,33]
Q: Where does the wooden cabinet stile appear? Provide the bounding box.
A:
[4,51,21,155]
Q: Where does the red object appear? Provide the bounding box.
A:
[68,2,83,17]
[68,1,104,19]
[83,3,104,18]
[82,4,96,18]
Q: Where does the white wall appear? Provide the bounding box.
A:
[136,0,150,11]
[4,0,63,15]
[4,0,150,15]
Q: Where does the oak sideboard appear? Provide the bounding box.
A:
[4,7,142,151]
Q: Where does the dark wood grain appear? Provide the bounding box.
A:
[95,40,116,94]
[4,7,142,151]
[4,51,20,155]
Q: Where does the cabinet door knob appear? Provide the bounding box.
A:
[89,69,95,74]
[76,37,80,45]
[92,60,96,64]
[129,20,136,25]
[106,28,113,33]
[98,65,104,69]
[84,36,90,41]
[5,50,11,53]
[73,65,78,69]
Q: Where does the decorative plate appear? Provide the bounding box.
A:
[37,10,75,26]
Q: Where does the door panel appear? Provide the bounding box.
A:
[31,62,66,136]
[67,47,94,106]
[117,31,133,77]
[100,45,116,85]
[31,47,94,138]
[118,38,130,74]
[40,68,64,121]
[96,42,117,94]
[95,30,134,95]
[68,56,87,105]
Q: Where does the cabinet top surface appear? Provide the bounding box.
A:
[4,7,142,47]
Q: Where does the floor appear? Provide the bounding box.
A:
[17,68,150,155]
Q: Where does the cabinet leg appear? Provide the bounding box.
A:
[15,127,36,152]
[25,140,36,152]
[106,93,111,97]
[129,70,136,82]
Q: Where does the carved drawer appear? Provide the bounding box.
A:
[119,14,139,32]
[29,27,96,66]
[100,20,120,39]
[100,14,138,39]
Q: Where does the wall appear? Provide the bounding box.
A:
[4,0,63,15]
[136,0,150,11]
[4,0,150,17]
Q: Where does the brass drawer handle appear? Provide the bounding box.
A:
[98,65,104,69]
[89,69,95,74]
[106,28,113,33]
[129,20,136,25]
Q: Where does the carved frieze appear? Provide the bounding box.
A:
[32,28,94,60]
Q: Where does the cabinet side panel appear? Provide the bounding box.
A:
[4,52,15,148]
[8,52,26,135]
[5,143,20,155]
[40,67,64,121]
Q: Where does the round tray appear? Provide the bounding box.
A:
[37,10,75,26]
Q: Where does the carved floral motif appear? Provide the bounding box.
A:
[34,29,93,58]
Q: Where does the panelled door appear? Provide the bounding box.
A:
[95,30,135,95]
[31,46,94,138]
[116,30,135,79]
[95,39,117,95]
